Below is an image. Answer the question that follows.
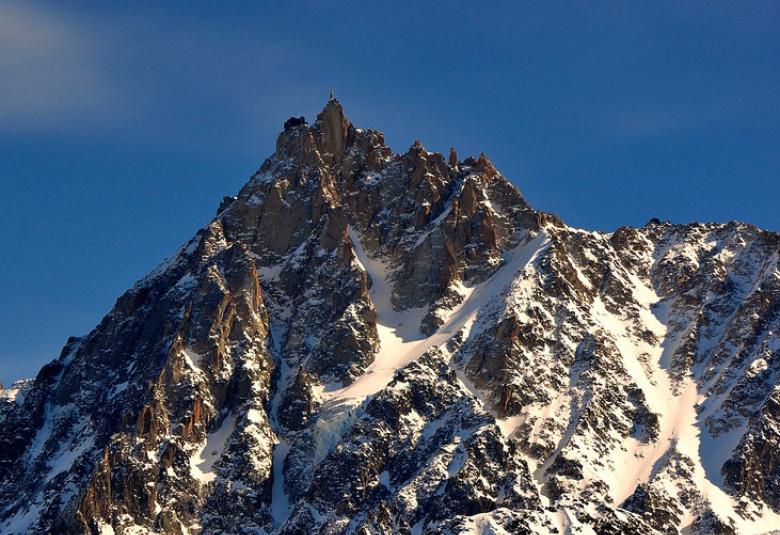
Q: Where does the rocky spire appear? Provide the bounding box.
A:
[448,146,458,167]
[314,96,353,164]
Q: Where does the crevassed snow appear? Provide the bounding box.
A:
[323,228,549,404]
[306,398,364,468]
[190,414,236,483]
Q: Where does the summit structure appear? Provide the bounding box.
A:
[1,99,780,534]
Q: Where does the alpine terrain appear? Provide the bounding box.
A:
[2,98,780,535]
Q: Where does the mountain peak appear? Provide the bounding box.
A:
[314,96,352,161]
[3,101,780,535]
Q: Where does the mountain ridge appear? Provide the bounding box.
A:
[2,98,780,534]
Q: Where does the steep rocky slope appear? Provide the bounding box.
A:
[2,98,780,534]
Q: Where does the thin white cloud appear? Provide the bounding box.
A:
[0,2,122,132]
[615,110,685,137]
[613,89,780,139]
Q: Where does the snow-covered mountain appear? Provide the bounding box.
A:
[2,98,780,534]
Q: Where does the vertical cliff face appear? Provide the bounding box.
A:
[1,98,779,534]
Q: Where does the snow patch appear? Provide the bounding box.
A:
[270,440,291,525]
[0,380,31,403]
[190,414,236,483]
[108,381,129,399]
[182,347,205,373]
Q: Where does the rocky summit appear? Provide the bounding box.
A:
[2,97,780,535]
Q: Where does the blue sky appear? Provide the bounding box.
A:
[1,1,778,384]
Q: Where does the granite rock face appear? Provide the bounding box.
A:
[2,98,780,534]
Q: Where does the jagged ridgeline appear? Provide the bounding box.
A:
[2,98,780,534]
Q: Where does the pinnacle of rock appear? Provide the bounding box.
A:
[315,97,352,161]
[448,146,458,166]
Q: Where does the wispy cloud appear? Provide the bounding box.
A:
[612,89,780,139]
[615,110,686,137]
[0,3,306,149]
[0,2,123,133]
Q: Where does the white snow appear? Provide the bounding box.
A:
[378,470,391,488]
[246,408,264,424]
[461,512,512,535]
[0,380,30,403]
[585,271,684,505]
[108,381,129,399]
[0,500,44,534]
[134,234,204,289]
[270,440,291,525]
[45,431,94,482]
[322,228,549,403]
[182,347,205,373]
[268,327,293,527]
[576,248,780,532]
[190,414,236,483]
[672,379,780,533]
[495,415,524,439]
[27,404,58,460]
